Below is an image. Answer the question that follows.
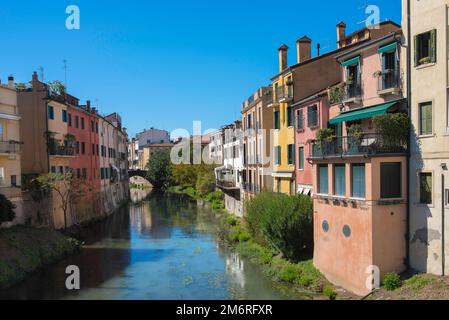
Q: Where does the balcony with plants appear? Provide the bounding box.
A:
[46,132,76,157]
[309,113,409,159]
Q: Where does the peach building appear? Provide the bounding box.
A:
[241,86,273,198]
[310,27,407,295]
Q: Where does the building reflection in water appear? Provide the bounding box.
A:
[225,252,246,289]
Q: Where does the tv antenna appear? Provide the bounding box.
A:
[63,59,68,88]
[39,66,44,82]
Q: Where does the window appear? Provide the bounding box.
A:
[48,105,54,120]
[95,122,99,133]
[91,121,95,132]
[307,105,318,127]
[287,107,295,127]
[380,162,402,199]
[58,166,64,174]
[81,117,85,129]
[92,144,95,155]
[298,146,304,170]
[351,164,366,198]
[274,146,281,166]
[318,165,328,194]
[82,168,87,179]
[274,111,280,130]
[100,168,104,179]
[77,168,81,179]
[415,30,436,66]
[287,144,295,165]
[76,141,80,154]
[334,164,346,197]
[81,142,85,154]
[75,116,79,128]
[419,102,432,135]
[247,114,252,129]
[62,110,67,123]
[68,113,72,126]
[297,110,304,131]
[51,166,56,173]
[419,172,432,204]
[11,175,17,187]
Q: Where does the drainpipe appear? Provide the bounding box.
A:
[442,172,445,276]
[405,0,412,269]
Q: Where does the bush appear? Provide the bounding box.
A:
[205,191,224,203]
[280,264,301,283]
[196,170,215,196]
[323,285,337,300]
[0,193,16,226]
[245,192,313,262]
[383,272,402,291]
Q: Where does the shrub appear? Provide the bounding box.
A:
[404,274,430,291]
[205,191,224,203]
[0,193,16,226]
[323,285,337,300]
[373,113,410,147]
[196,170,215,196]
[383,272,402,291]
[225,215,238,227]
[280,264,301,283]
[298,275,314,287]
[245,192,313,261]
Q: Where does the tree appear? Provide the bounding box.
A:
[0,193,16,226]
[34,173,86,231]
[146,149,173,190]
[48,80,66,96]
[196,170,215,196]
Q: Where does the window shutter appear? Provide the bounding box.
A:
[414,35,418,67]
[430,29,437,63]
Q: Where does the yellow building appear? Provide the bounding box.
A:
[270,45,296,195]
[138,143,173,169]
[0,78,23,225]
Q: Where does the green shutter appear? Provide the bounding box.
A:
[299,147,304,170]
[430,29,437,63]
[414,35,418,67]
[342,56,360,67]
[378,42,397,54]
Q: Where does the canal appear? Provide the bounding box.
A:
[0,190,302,300]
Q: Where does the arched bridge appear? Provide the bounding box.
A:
[128,170,147,179]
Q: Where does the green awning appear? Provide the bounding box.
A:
[378,42,397,54]
[329,100,401,125]
[342,56,360,67]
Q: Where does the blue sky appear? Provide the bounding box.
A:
[0,0,401,138]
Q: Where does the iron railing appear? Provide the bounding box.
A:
[309,133,407,159]
[274,86,293,103]
[0,141,20,154]
[344,82,362,101]
[378,69,400,92]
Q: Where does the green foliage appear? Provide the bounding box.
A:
[196,170,216,196]
[316,128,335,144]
[225,215,238,227]
[146,149,173,190]
[373,112,410,146]
[245,192,313,261]
[48,80,66,95]
[0,193,16,225]
[205,191,224,203]
[404,274,431,291]
[329,84,344,105]
[346,124,363,140]
[383,272,402,291]
[323,285,337,300]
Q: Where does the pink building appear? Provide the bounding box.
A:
[293,89,331,195]
[310,28,408,295]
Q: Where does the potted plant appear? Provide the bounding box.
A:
[419,56,431,65]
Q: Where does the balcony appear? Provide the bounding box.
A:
[309,133,407,159]
[48,142,75,157]
[274,86,293,104]
[378,69,401,95]
[343,82,362,104]
[0,141,21,155]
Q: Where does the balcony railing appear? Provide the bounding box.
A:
[378,69,400,93]
[216,178,238,189]
[274,86,293,103]
[48,144,75,156]
[309,133,407,159]
[0,141,20,154]
[242,183,260,193]
[343,82,362,101]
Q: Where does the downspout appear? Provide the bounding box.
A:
[442,173,445,276]
[405,0,412,270]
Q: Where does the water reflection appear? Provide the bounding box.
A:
[0,191,295,300]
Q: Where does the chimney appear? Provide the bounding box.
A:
[92,107,97,114]
[337,21,346,48]
[8,75,14,87]
[86,100,91,111]
[296,36,312,63]
[32,71,38,82]
[317,43,321,57]
[278,44,288,72]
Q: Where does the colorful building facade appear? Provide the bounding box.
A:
[310,27,407,295]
